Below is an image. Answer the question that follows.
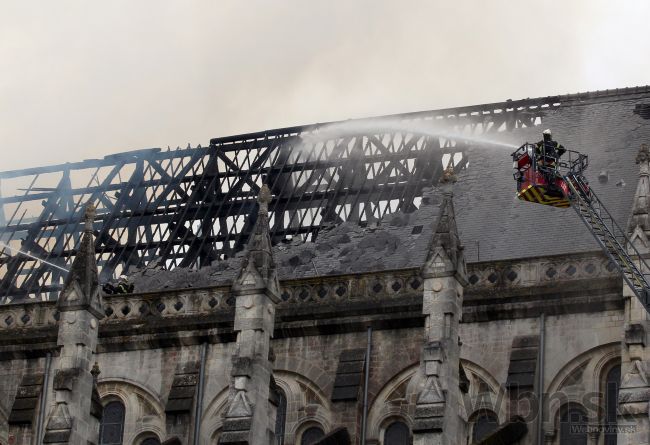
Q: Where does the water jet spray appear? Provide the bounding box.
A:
[300,118,518,150]
[0,241,69,273]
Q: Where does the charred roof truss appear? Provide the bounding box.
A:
[0,92,572,303]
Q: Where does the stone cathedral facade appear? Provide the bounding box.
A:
[2,88,650,445]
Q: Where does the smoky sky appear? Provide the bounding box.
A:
[1,0,650,173]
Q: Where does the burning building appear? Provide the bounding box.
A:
[1,86,650,444]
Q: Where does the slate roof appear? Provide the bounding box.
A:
[128,87,650,292]
[454,90,650,262]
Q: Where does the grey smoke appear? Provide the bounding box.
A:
[2,1,650,174]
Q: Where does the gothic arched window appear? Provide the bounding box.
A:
[384,421,410,445]
[99,401,125,445]
[300,426,325,445]
[274,389,287,445]
[559,405,587,445]
[604,364,621,445]
[472,410,499,443]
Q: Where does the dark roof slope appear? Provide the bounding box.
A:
[128,87,650,292]
[454,91,650,262]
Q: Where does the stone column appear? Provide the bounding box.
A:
[413,190,467,445]
[220,185,279,445]
[43,203,103,445]
[619,145,650,445]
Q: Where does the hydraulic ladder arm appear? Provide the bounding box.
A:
[565,173,650,311]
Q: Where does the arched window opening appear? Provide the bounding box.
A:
[141,438,161,445]
[604,364,621,445]
[301,426,325,445]
[274,389,287,445]
[384,421,410,445]
[99,401,125,445]
[559,405,587,445]
[472,410,498,443]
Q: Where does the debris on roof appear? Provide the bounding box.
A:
[127,187,447,293]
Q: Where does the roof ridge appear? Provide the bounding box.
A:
[209,85,650,145]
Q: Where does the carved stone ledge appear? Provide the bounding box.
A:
[100,286,232,323]
[278,269,423,306]
[0,301,58,331]
[466,252,617,290]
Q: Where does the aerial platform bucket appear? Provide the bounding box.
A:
[516,182,571,208]
[512,146,571,208]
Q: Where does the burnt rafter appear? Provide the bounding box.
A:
[0,89,586,303]
[0,170,75,299]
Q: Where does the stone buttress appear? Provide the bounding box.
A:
[619,144,650,445]
[43,203,103,445]
[220,185,280,445]
[413,188,467,445]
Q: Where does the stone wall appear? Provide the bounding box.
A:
[0,251,628,445]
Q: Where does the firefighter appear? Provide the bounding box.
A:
[116,275,134,294]
[535,129,566,163]
[534,130,566,196]
[102,282,116,295]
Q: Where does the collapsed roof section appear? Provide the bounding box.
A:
[127,186,452,293]
[2,86,650,303]
[0,105,475,303]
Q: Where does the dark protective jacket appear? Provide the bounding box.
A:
[535,139,566,159]
[102,281,134,294]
